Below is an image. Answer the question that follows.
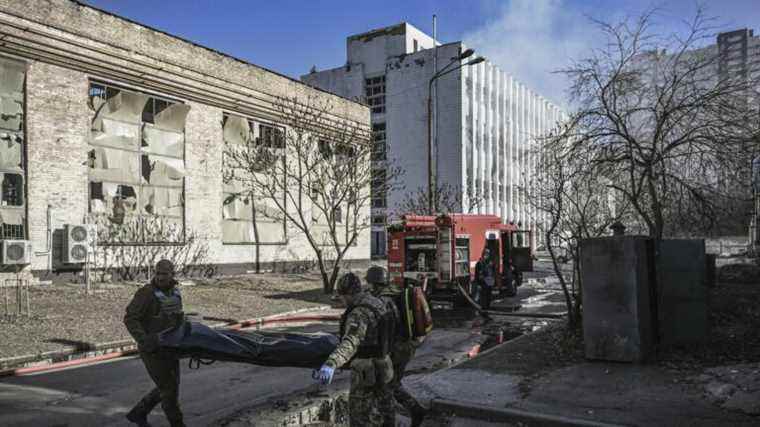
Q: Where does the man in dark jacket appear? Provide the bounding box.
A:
[475,248,495,310]
[367,266,427,427]
[124,259,186,427]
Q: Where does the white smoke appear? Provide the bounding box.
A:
[463,0,595,109]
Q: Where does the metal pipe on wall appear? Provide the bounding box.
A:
[32,204,52,271]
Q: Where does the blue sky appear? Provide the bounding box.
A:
[83,0,759,106]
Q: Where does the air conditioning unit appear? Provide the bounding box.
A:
[1,240,31,265]
[63,224,96,264]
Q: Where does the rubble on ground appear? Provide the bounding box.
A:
[717,263,760,284]
[694,363,760,415]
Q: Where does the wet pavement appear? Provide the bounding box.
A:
[0,260,572,427]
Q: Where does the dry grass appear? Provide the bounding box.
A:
[0,272,333,360]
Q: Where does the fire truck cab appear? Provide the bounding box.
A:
[387,214,533,308]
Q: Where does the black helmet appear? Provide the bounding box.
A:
[336,272,362,295]
[156,259,175,273]
[365,266,388,285]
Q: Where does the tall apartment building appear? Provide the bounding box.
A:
[718,28,760,83]
[303,23,565,257]
[0,0,371,278]
[715,28,760,246]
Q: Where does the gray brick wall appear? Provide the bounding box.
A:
[26,60,89,272]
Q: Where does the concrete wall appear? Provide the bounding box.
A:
[347,23,411,75]
[405,24,436,52]
[301,65,366,103]
[26,61,90,272]
[0,0,371,276]
[656,239,709,347]
[580,236,656,362]
[385,43,464,217]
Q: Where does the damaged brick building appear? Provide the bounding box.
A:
[0,0,371,278]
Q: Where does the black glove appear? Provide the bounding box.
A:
[141,333,160,353]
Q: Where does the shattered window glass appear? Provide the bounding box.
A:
[222,114,286,244]
[0,132,23,171]
[88,81,187,244]
[0,57,26,239]
[318,139,332,159]
[258,123,284,149]
[1,173,23,206]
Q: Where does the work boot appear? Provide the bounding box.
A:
[125,407,152,427]
[410,406,427,427]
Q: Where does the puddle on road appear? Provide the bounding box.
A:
[524,276,569,290]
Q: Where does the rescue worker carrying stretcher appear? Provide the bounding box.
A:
[314,272,397,426]
[367,265,428,426]
[124,259,186,427]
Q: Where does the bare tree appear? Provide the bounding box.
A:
[528,131,631,327]
[559,7,760,240]
[396,182,484,216]
[91,216,216,282]
[223,94,399,293]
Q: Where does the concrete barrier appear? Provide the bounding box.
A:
[580,236,656,363]
[656,239,709,347]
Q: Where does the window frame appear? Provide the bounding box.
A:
[371,122,386,161]
[87,80,187,246]
[364,75,386,115]
[0,56,27,240]
[221,113,288,245]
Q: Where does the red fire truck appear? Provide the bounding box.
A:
[387,214,533,309]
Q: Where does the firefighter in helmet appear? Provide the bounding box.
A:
[366,265,427,426]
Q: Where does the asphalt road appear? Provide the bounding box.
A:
[0,261,562,427]
[0,324,485,427]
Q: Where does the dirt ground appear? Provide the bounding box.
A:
[0,273,334,360]
[462,264,760,422]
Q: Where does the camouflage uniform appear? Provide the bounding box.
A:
[124,278,185,427]
[372,284,427,420]
[325,291,395,427]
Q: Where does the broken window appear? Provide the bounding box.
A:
[318,139,332,160]
[258,123,284,149]
[365,75,386,114]
[221,114,286,244]
[0,132,22,171]
[334,142,355,160]
[1,173,23,206]
[0,57,26,239]
[88,81,187,244]
[0,57,25,133]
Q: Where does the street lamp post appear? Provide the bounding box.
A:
[427,51,484,213]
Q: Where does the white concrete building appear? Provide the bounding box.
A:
[303,23,565,257]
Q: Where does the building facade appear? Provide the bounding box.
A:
[0,0,371,278]
[303,23,565,257]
